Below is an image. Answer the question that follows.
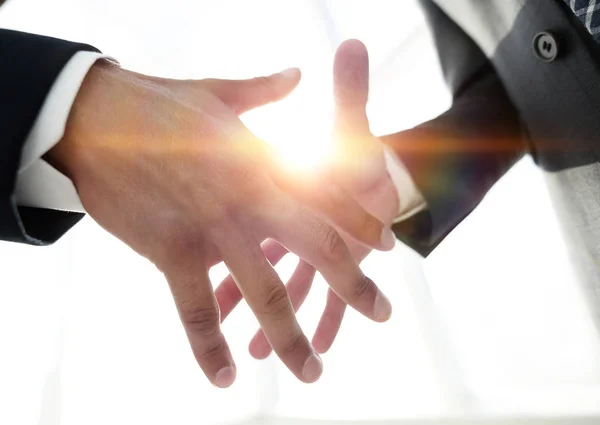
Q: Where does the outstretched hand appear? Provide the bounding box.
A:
[48,60,394,388]
[221,40,400,360]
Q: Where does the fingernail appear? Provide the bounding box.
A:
[302,353,323,383]
[279,67,300,79]
[373,291,392,322]
[214,366,236,388]
[381,228,396,251]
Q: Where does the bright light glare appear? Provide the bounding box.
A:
[270,131,334,172]
[242,78,336,173]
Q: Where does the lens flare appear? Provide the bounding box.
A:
[242,98,336,173]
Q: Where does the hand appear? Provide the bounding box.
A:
[219,40,400,357]
[47,60,394,387]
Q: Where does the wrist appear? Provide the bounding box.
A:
[45,59,124,184]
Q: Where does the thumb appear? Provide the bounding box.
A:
[209,68,301,114]
[332,40,389,199]
[334,39,369,120]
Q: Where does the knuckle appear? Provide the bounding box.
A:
[182,306,221,337]
[261,283,291,317]
[252,76,272,91]
[361,213,380,239]
[196,340,227,362]
[280,332,304,356]
[317,226,347,263]
[145,219,196,272]
[251,75,280,102]
[166,235,195,262]
[352,274,373,300]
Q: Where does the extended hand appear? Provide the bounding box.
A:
[221,40,400,358]
[47,60,393,387]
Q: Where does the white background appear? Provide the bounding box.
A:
[1,1,600,424]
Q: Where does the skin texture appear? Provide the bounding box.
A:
[219,40,400,358]
[47,58,394,387]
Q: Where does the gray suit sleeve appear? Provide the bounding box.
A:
[385,0,526,256]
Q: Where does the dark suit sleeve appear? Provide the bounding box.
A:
[384,0,526,256]
[0,29,99,245]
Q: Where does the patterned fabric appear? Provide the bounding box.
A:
[564,0,600,42]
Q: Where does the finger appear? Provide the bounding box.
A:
[249,260,317,359]
[208,68,301,114]
[273,169,395,251]
[218,230,323,383]
[163,252,235,389]
[215,239,288,323]
[333,39,370,126]
[333,39,390,195]
[266,203,392,323]
[309,244,370,355]
[312,289,347,354]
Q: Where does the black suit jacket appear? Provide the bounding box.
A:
[0,29,98,244]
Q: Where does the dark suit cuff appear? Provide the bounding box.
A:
[0,30,99,244]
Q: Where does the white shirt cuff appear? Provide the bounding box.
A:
[15,51,115,213]
[383,146,428,223]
